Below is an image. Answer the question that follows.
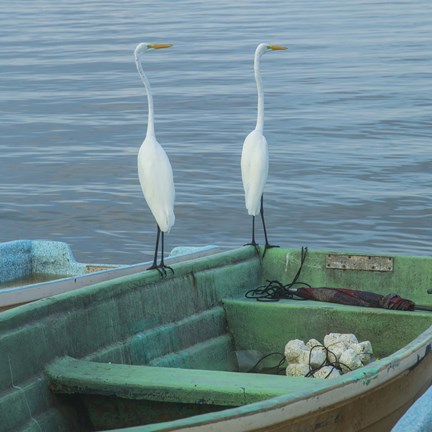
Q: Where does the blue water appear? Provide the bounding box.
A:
[0,0,431,263]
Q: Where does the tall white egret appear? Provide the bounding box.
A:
[135,43,175,275]
[241,43,287,255]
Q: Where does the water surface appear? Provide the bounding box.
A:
[0,0,431,263]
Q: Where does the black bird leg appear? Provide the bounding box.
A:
[159,231,174,276]
[147,227,173,277]
[244,216,260,256]
[147,225,164,276]
[147,225,166,277]
[260,194,279,257]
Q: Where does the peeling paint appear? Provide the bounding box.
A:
[284,253,290,273]
[362,375,378,386]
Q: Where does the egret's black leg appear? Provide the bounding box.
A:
[147,226,164,276]
[260,194,279,257]
[159,231,174,276]
[244,216,260,255]
[251,216,256,245]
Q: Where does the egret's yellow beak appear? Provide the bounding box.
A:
[147,43,173,49]
[269,45,288,50]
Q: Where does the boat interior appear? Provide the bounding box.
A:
[1,246,432,431]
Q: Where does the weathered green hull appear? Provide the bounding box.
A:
[1,247,431,432]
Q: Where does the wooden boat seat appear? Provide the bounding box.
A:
[46,355,319,407]
[222,297,432,365]
[225,296,432,313]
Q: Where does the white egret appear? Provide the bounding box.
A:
[241,43,287,255]
[135,43,175,275]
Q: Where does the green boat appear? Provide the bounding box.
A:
[1,246,432,432]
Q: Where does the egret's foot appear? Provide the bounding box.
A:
[147,263,165,277]
[147,263,158,271]
[159,263,174,277]
[263,243,280,258]
[244,241,260,256]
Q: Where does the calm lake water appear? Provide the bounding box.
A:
[0,0,431,264]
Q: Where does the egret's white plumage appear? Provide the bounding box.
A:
[241,43,287,249]
[241,129,269,216]
[135,43,175,274]
[137,136,175,233]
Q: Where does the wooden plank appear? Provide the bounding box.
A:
[46,356,319,407]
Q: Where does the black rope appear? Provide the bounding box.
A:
[244,246,373,378]
[246,342,373,379]
[248,352,287,375]
[304,344,353,378]
[245,246,311,301]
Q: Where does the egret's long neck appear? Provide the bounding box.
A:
[254,50,264,132]
[135,56,156,138]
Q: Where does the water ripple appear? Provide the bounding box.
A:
[0,0,431,262]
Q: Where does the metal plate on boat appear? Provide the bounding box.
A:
[85,265,118,273]
[326,254,393,272]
